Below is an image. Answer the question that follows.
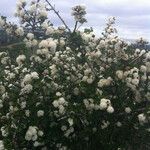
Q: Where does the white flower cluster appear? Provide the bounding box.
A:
[15,27,24,36]
[24,33,38,48]
[53,97,68,115]
[0,140,4,150]
[21,72,39,86]
[16,54,26,65]
[98,77,112,87]
[138,113,147,124]
[0,85,5,95]
[100,98,114,113]
[71,5,87,23]
[1,126,8,137]
[39,38,57,54]
[83,98,114,114]
[25,126,43,142]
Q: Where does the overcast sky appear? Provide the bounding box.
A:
[0,0,150,41]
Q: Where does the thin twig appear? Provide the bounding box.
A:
[73,21,78,32]
[45,0,71,33]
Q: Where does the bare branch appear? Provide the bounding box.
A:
[45,0,71,33]
[73,21,78,32]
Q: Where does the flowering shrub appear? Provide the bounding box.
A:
[0,0,150,149]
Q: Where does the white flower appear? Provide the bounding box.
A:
[30,127,38,134]
[58,97,66,105]
[32,39,38,46]
[116,70,124,79]
[15,27,24,36]
[0,140,4,150]
[107,106,114,113]
[133,73,139,78]
[19,0,26,4]
[87,78,93,84]
[21,84,33,94]
[23,74,32,84]
[131,78,139,86]
[140,65,147,73]
[141,75,147,81]
[32,134,38,141]
[73,88,79,95]
[38,130,44,137]
[116,122,122,127]
[37,110,44,117]
[41,21,49,29]
[98,78,112,87]
[146,62,150,72]
[31,72,39,79]
[25,110,30,117]
[48,39,57,53]
[140,49,146,56]
[34,141,40,147]
[99,40,105,47]
[71,5,87,23]
[0,85,5,95]
[125,107,131,113]
[16,55,26,65]
[29,4,37,13]
[18,10,25,17]
[138,113,146,123]
[39,9,48,18]
[25,130,32,141]
[101,98,111,105]
[41,48,49,55]
[39,40,49,48]
[135,48,140,54]
[21,101,26,109]
[9,73,15,79]
[59,105,65,114]
[68,118,74,126]
[82,76,88,82]
[25,126,38,141]
[27,33,34,40]
[99,102,107,110]
[56,92,62,97]
[1,127,8,137]
[46,27,54,35]
[53,100,59,108]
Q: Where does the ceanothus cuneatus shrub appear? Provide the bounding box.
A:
[0,0,150,149]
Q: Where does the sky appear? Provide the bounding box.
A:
[0,0,150,41]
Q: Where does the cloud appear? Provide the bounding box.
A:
[0,0,149,40]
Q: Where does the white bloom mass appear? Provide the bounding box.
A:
[0,140,4,150]
[107,106,114,113]
[37,110,44,117]
[125,107,131,113]
[0,1,150,149]
[21,84,33,94]
[31,72,39,79]
[16,55,26,65]
[25,126,38,141]
[138,113,146,123]
[27,33,34,40]
[15,27,24,36]
[116,70,124,79]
